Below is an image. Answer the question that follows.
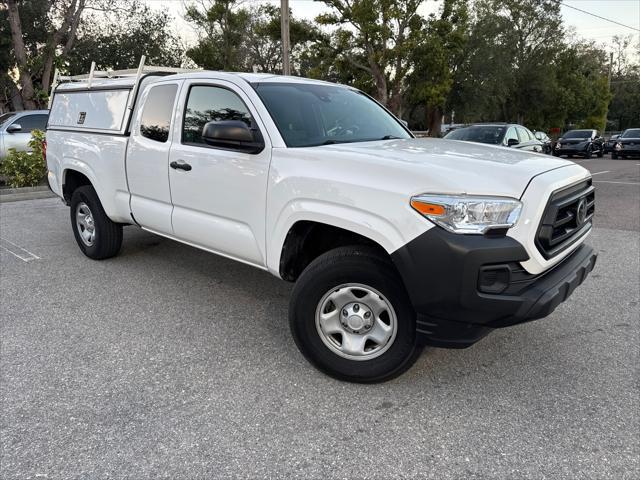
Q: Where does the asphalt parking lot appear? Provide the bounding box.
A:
[1,155,638,479]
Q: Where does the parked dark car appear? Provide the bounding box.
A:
[612,128,640,159]
[443,123,546,153]
[533,130,553,154]
[553,129,604,158]
[604,134,620,153]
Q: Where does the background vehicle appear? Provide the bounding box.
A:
[45,61,596,383]
[533,130,553,154]
[0,110,49,159]
[553,129,604,158]
[612,128,640,159]
[604,134,620,153]
[444,123,546,153]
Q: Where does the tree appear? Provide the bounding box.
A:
[406,0,469,135]
[316,0,423,116]
[65,1,184,73]
[607,35,640,131]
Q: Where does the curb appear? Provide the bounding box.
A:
[0,185,57,203]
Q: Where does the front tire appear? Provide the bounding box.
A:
[289,246,422,383]
[612,152,618,159]
[70,185,123,259]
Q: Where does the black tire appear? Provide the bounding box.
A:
[612,152,618,159]
[597,146,604,158]
[70,185,123,259]
[289,246,422,383]
[583,146,592,159]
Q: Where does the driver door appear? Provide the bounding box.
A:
[168,80,271,267]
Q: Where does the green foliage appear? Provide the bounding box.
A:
[65,1,183,72]
[0,130,47,188]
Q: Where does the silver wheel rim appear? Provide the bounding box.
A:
[315,283,398,361]
[75,202,96,246]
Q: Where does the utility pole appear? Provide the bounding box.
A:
[281,0,291,76]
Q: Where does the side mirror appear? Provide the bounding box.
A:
[400,119,409,127]
[202,120,264,154]
[507,138,519,147]
[6,123,22,133]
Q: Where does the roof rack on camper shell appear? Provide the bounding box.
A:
[48,56,200,108]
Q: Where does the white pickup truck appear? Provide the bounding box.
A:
[46,64,597,382]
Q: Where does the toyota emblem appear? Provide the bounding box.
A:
[576,199,587,225]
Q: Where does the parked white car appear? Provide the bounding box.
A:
[45,63,597,382]
[0,110,49,158]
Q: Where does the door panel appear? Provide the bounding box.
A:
[169,81,271,266]
[127,82,181,234]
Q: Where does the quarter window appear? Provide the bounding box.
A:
[182,85,254,145]
[139,84,178,143]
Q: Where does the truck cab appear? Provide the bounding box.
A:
[46,61,597,382]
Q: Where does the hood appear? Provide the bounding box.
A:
[309,138,576,198]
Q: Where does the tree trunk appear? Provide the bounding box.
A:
[6,0,37,110]
[10,82,24,111]
[426,105,443,137]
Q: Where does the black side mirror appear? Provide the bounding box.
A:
[202,120,264,154]
[507,138,519,147]
[6,123,22,133]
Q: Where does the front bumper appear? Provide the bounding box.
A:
[615,145,640,157]
[391,227,597,348]
[555,146,588,156]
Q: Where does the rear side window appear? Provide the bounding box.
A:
[14,114,48,132]
[182,85,253,145]
[140,84,178,143]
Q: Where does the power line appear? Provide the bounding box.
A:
[554,0,640,32]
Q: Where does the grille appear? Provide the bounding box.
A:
[536,179,594,259]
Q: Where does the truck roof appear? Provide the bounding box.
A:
[55,71,339,92]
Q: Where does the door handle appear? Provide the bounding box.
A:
[170,161,192,171]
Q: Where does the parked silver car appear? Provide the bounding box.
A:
[0,110,49,158]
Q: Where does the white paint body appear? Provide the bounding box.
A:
[46,72,592,278]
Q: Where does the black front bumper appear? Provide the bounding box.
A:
[391,228,597,348]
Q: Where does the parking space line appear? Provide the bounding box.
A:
[0,237,40,262]
[591,171,610,176]
[593,180,640,186]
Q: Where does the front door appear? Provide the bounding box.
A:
[168,81,271,267]
[127,81,181,234]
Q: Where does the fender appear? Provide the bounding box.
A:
[266,198,431,277]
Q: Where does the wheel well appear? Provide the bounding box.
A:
[279,221,389,281]
[62,170,91,204]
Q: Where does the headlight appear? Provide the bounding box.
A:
[615,142,623,150]
[554,142,561,149]
[410,194,522,234]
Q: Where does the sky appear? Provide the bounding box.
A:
[142,0,640,59]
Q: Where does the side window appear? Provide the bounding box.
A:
[139,84,178,143]
[516,127,531,142]
[505,127,519,144]
[14,114,48,133]
[182,85,253,145]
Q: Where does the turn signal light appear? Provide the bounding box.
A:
[410,200,446,216]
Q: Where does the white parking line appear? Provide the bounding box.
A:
[0,237,40,262]
[591,171,610,176]
[593,180,640,186]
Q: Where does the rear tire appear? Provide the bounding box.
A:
[597,146,604,158]
[612,152,618,159]
[70,185,122,259]
[289,246,422,383]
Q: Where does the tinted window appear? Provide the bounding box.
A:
[254,83,410,147]
[516,127,531,142]
[13,114,48,132]
[140,84,178,143]
[622,129,640,138]
[563,130,592,139]
[183,86,253,145]
[444,126,506,145]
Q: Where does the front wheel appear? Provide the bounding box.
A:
[289,246,422,383]
[612,152,618,159]
[70,185,123,259]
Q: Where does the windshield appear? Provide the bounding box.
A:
[0,113,15,128]
[444,125,506,145]
[563,130,592,139]
[253,83,411,147]
[621,129,640,138]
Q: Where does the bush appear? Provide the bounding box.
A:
[0,129,47,188]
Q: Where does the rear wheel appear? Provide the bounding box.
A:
[289,246,422,383]
[70,185,122,259]
[612,152,618,159]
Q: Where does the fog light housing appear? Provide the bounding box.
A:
[478,265,511,294]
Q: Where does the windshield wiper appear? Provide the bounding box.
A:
[379,135,402,140]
